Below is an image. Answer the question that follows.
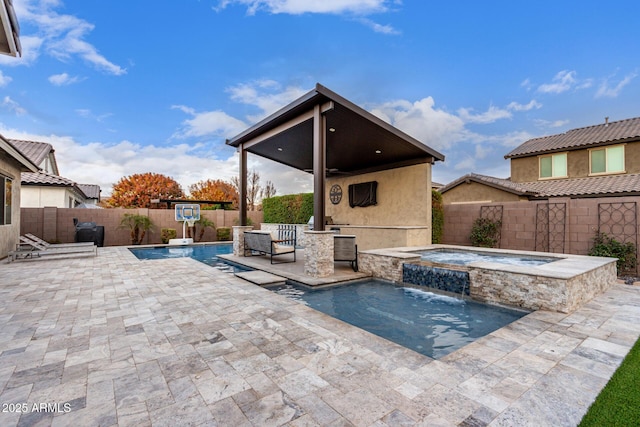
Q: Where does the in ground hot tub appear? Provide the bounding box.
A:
[358,245,618,313]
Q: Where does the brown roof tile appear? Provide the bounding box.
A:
[522,173,640,198]
[505,116,640,159]
[442,172,640,199]
[8,139,54,166]
[439,173,534,196]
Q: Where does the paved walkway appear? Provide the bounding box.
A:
[1,246,639,426]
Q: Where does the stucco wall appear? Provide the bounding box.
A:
[442,181,526,204]
[21,187,83,208]
[510,141,640,182]
[325,163,432,226]
[0,159,22,259]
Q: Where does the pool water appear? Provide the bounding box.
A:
[268,279,527,359]
[129,244,249,273]
[420,249,556,266]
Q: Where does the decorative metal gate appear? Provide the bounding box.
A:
[535,202,567,253]
[480,205,503,248]
[598,202,638,275]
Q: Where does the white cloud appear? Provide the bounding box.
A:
[370,97,468,151]
[226,80,308,122]
[172,106,248,139]
[0,71,12,86]
[10,0,126,75]
[357,18,400,35]
[457,105,512,124]
[537,70,577,94]
[216,0,391,15]
[506,99,542,112]
[0,125,310,197]
[2,96,27,116]
[596,71,638,98]
[48,72,81,86]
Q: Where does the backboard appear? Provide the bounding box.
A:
[175,204,201,222]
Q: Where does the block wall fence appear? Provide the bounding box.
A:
[20,207,264,247]
[442,196,640,262]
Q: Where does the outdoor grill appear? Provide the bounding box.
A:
[73,218,104,247]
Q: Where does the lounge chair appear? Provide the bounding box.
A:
[24,233,95,249]
[9,235,97,262]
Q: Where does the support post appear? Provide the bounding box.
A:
[238,144,247,226]
[312,104,326,231]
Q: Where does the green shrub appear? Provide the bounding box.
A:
[216,227,231,241]
[589,232,637,274]
[263,193,313,224]
[161,228,177,244]
[470,217,502,248]
[432,189,444,244]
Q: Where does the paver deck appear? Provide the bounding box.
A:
[1,246,639,426]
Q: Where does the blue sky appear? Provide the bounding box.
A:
[1,0,639,196]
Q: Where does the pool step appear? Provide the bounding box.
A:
[235,271,287,286]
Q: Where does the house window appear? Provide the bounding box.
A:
[539,153,567,179]
[1,175,11,225]
[590,145,625,175]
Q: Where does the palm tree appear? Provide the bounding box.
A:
[119,213,154,245]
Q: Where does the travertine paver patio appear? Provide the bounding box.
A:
[1,246,640,427]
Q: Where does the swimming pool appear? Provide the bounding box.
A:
[268,279,527,359]
[419,249,556,266]
[129,243,250,273]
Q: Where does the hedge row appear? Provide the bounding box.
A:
[262,193,314,224]
[432,189,444,243]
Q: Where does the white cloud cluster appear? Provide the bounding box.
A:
[370,97,467,151]
[215,0,399,34]
[2,96,27,116]
[3,0,125,75]
[216,0,391,15]
[596,70,638,98]
[537,70,593,94]
[48,72,81,86]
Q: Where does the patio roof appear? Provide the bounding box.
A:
[227,83,444,176]
[226,83,445,229]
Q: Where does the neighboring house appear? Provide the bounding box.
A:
[77,184,102,206]
[0,135,38,259]
[10,139,101,208]
[441,116,640,203]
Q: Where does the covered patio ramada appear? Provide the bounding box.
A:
[226,83,445,278]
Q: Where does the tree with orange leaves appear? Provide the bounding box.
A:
[108,172,184,208]
[189,179,239,209]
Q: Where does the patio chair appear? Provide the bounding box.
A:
[334,234,358,271]
[9,235,97,262]
[244,230,296,264]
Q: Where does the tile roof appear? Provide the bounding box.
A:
[77,184,101,199]
[523,173,640,198]
[22,171,77,186]
[438,173,534,196]
[505,116,640,159]
[441,172,640,199]
[8,139,54,166]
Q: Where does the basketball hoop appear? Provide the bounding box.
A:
[171,203,201,244]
